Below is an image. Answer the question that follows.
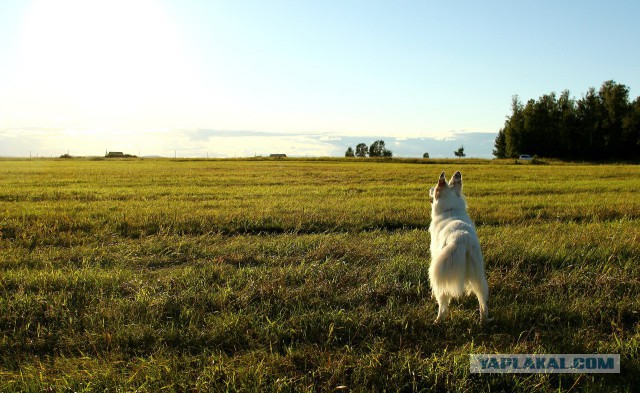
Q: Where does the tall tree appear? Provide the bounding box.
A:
[576,87,604,160]
[504,95,525,157]
[493,128,507,158]
[622,96,640,159]
[557,90,577,158]
[599,80,630,158]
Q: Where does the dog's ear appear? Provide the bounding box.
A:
[434,171,447,199]
[449,171,462,188]
[438,171,447,188]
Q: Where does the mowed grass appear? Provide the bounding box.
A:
[0,158,639,392]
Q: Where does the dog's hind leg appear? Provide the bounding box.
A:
[466,247,492,323]
[473,277,492,323]
[434,293,451,323]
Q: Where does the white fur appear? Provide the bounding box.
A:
[428,171,490,322]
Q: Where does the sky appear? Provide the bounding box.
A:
[1,0,639,158]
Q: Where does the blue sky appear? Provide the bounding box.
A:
[1,0,639,157]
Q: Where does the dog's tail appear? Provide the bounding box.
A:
[429,237,467,299]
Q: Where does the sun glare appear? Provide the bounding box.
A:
[10,0,200,129]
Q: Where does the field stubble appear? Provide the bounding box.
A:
[0,158,639,391]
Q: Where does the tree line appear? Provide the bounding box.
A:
[345,140,393,157]
[493,80,640,160]
[345,141,469,159]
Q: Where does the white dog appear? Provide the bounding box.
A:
[428,171,490,323]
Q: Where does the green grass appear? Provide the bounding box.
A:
[1,158,639,391]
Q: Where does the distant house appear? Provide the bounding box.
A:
[105,151,136,158]
[269,154,287,158]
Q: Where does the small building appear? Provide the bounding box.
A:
[105,151,137,158]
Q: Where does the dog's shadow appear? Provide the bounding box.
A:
[425,300,599,355]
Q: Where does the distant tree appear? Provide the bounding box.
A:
[355,143,368,157]
[345,147,355,157]
[423,152,430,158]
[368,140,393,158]
[368,140,386,157]
[454,146,466,158]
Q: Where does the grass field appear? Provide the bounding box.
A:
[1,158,639,391]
